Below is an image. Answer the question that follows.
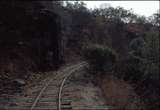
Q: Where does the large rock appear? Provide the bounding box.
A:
[13,79,26,86]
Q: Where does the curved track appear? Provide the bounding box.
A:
[5,62,86,110]
[31,62,86,110]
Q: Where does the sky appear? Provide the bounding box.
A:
[70,1,159,17]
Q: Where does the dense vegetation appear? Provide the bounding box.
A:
[0,1,159,110]
[83,45,117,75]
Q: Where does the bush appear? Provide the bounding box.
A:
[122,55,144,82]
[83,44,117,75]
[122,33,160,110]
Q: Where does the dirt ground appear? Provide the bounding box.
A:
[65,67,110,109]
[100,75,145,110]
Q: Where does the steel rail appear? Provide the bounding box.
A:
[58,62,86,110]
[30,62,86,110]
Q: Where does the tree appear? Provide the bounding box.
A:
[148,10,160,26]
[64,2,93,50]
[135,15,147,24]
[83,44,117,75]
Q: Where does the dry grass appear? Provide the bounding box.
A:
[100,75,145,110]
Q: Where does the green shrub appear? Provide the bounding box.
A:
[83,44,117,74]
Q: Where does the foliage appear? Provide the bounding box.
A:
[92,6,136,23]
[148,10,160,26]
[128,32,159,82]
[83,45,117,74]
[135,15,147,24]
[122,32,159,109]
[141,32,160,110]
[143,32,159,83]
[129,37,145,57]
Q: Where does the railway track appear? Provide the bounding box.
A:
[5,62,86,110]
[4,62,115,110]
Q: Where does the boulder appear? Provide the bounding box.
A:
[13,79,26,86]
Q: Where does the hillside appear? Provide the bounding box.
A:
[0,1,159,110]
